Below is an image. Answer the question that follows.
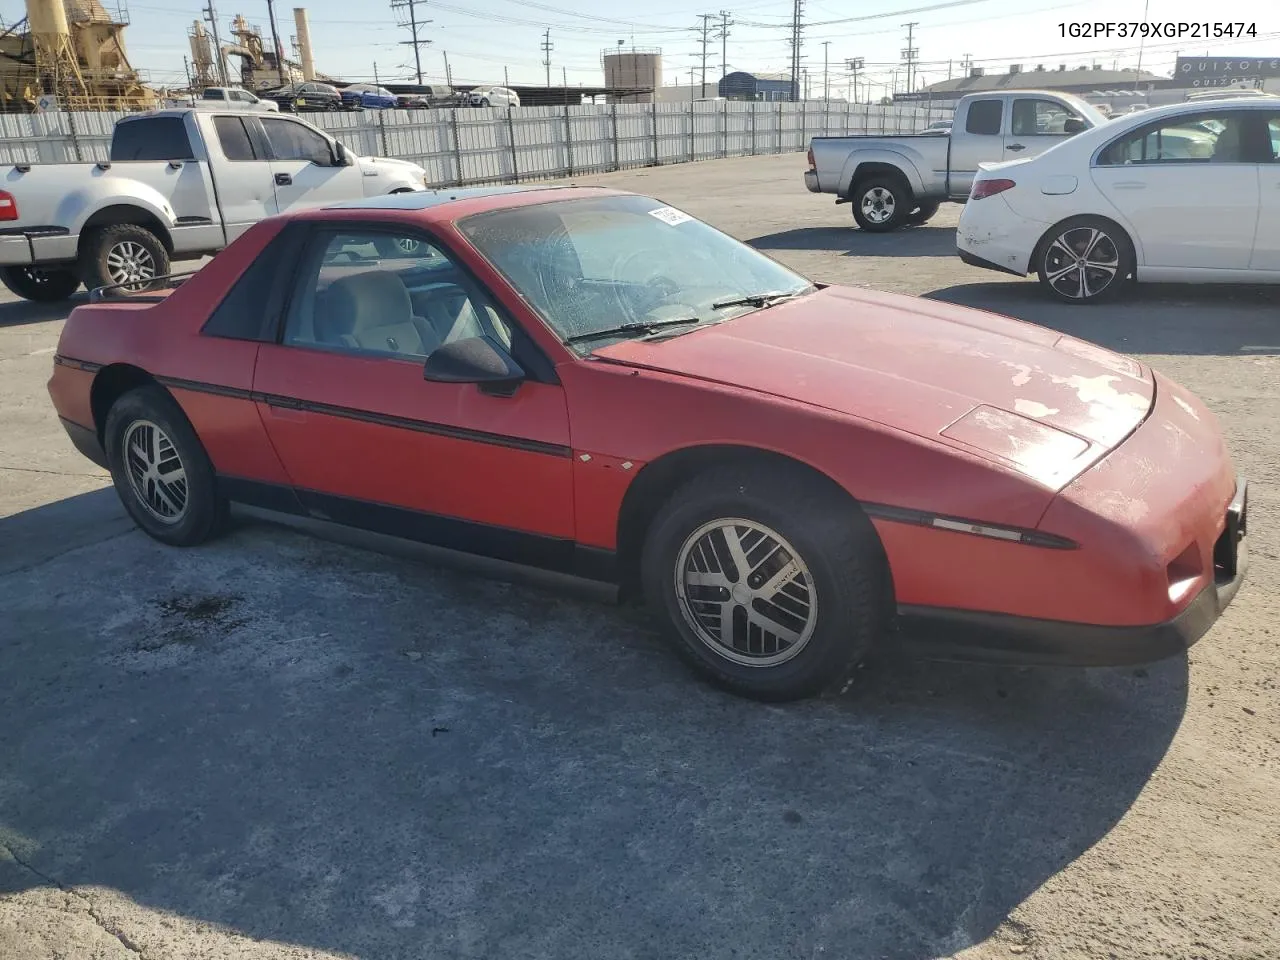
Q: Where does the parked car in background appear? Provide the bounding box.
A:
[0,109,428,300]
[340,83,399,110]
[264,82,345,113]
[805,89,1104,231]
[922,119,952,134]
[957,96,1280,303]
[46,186,1247,702]
[198,86,279,112]
[468,85,520,107]
[388,83,456,108]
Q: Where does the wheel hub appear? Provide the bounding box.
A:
[674,518,818,667]
[123,420,188,524]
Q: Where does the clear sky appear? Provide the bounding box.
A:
[1,0,1276,91]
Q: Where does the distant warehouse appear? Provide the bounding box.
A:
[718,71,795,102]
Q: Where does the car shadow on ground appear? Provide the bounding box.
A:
[927,281,1280,357]
[0,294,84,328]
[0,490,1188,959]
[749,224,957,258]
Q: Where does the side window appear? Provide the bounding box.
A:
[1097,112,1247,165]
[1012,98,1077,136]
[110,117,194,161]
[965,99,1003,136]
[201,225,307,341]
[213,116,258,161]
[282,231,513,358]
[261,117,333,165]
[1267,117,1280,161]
[202,89,225,100]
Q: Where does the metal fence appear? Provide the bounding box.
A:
[0,100,952,186]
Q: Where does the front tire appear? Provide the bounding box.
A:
[0,265,81,301]
[79,223,169,293]
[851,175,912,232]
[104,385,228,547]
[1036,216,1134,304]
[641,464,887,702]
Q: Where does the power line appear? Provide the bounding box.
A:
[695,13,715,95]
[389,0,432,84]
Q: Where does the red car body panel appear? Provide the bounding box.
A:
[47,186,1247,666]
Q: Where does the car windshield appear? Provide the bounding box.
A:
[457,194,814,349]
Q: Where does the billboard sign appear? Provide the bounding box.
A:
[1174,56,1280,88]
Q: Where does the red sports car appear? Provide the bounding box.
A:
[47,186,1248,701]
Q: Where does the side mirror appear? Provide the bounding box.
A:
[1064,117,1087,135]
[333,141,353,166]
[423,335,525,395]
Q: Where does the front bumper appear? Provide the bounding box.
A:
[897,479,1248,667]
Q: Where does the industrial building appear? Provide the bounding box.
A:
[718,71,794,102]
[896,64,1167,106]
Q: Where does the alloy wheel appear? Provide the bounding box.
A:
[123,420,188,524]
[105,241,157,288]
[860,186,896,224]
[674,518,818,667]
[1042,226,1120,300]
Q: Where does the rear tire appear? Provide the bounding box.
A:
[1035,216,1134,304]
[0,265,81,302]
[641,464,887,702]
[104,385,228,547]
[851,175,912,232]
[79,223,169,293]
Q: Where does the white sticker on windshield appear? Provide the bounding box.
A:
[648,206,694,226]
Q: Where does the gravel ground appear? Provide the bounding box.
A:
[1,152,1277,960]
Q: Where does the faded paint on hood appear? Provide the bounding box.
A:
[593,285,1153,488]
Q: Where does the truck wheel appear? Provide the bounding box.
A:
[640,463,887,702]
[80,224,170,293]
[907,201,941,226]
[0,265,81,302]
[851,176,912,232]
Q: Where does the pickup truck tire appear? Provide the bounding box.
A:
[907,201,941,226]
[1035,216,1134,305]
[80,224,170,293]
[851,176,912,233]
[0,265,81,302]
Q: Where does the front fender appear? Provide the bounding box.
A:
[838,149,928,199]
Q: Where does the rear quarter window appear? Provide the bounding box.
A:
[110,117,195,161]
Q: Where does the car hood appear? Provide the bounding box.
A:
[593,286,1154,488]
[356,155,425,175]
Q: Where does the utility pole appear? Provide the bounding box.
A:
[788,0,804,101]
[689,66,695,103]
[390,0,432,84]
[846,57,862,103]
[821,40,829,101]
[442,50,452,88]
[265,0,286,86]
[183,54,193,100]
[504,65,509,86]
[695,13,714,96]
[901,21,918,95]
[717,10,732,87]
[960,53,972,78]
[541,28,553,87]
[202,0,229,86]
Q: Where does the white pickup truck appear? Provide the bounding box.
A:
[0,108,428,301]
[804,90,1106,232]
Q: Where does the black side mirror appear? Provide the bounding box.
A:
[1064,117,1087,135]
[423,335,525,396]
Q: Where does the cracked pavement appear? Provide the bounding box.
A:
[2,154,1279,959]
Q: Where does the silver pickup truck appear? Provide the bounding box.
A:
[0,108,427,301]
[804,90,1105,232]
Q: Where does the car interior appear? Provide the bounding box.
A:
[284,235,513,360]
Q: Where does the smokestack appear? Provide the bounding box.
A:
[293,7,315,81]
[26,0,72,39]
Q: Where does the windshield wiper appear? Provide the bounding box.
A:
[564,317,702,345]
[711,289,808,310]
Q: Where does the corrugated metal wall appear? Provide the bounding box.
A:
[0,101,952,183]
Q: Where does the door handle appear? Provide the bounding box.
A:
[1112,181,1146,190]
[262,393,307,422]
[1006,143,1026,152]
[274,172,293,186]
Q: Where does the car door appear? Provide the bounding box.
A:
[1091,110,1260,271]
[208,114,280,239]
[947,97,1004,198]
[1250,111,1280,272]
[258,115,365,211]
[251,225,577,561]
[1004,96,1088,161]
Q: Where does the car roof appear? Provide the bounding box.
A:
[311,184,629,222]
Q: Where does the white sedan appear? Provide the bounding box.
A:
[956,96,1280,303]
